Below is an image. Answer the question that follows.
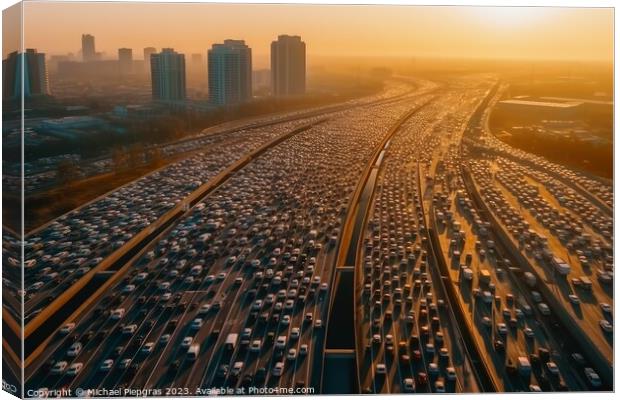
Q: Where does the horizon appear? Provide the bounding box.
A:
[3,3,613,69]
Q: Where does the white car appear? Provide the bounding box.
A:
[100,359,114,372]
[599,319,613,333]
[50,361,68,375]
[537,303,551,316]
[376,364,387,374]
[403,378,415,392]
[59,323,75,335]
[110,308,125,320]
[190,318,203,330]
[66,363,83,376]
[141,342,155,354]
[181,336,193,348]
[67,342,82,357]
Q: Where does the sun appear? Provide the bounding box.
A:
[468,6,549,28]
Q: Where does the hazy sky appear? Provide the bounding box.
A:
[5,2,614,68]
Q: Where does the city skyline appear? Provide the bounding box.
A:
[5,3,613,68]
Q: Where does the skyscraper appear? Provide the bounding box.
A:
[143,47,156,71]
[118,48,133,74]
[150,48,186,102]
[81,34,96,62]
[271,35,306,96]
[2,49,50,100]
[208,40,252,106]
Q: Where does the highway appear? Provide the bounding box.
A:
[24,79,440,393]
[13,75,613,395]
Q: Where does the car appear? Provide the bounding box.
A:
[110,308,125,320]
[250,340,262,352]
[570,353,586,366]
[546,362,560,376]
[59,323,75,335]
[198,304,211,315]
[231,361,244,376]
[190,318,203,330]
[428,363,439,376]
[67,342,82,357]
[568,294,580,305]
[66,363,83,376]
[181,337,193,348]
[122,324,137,335]
[434,379,445,393]
[599,319,613,333]
[160,334,171,344]
[529,385,542,392]
[403,378,415,392]
[439,347,449,359]
[287,348,297,360]
[496,323,508,335]
[100,359,114,372]
[119,358,132,369]
[494,339,505,353]
[141,342,155,354]
[217,364,229,378]
[272,362,284,377]
[584,368,602,388]
[276,336,287,349]
[600,303,612,314]
[50,361,68,375]
[376,364,387,374]
[537,303,551,315]
[446,367,457,381]
[291,327,300,340]
[523,327,535,339]
[300,344,309,356]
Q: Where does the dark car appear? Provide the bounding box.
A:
[217,364,229,378]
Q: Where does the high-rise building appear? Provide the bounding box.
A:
[118,48,133,74]
[150,48,186,102]
[208,40,252,106]
[81,34,96,62]
[271,35,306,96]
[143,47,156,71]
[2,49,50,100]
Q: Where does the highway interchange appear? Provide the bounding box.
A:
[3,76,613,395]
